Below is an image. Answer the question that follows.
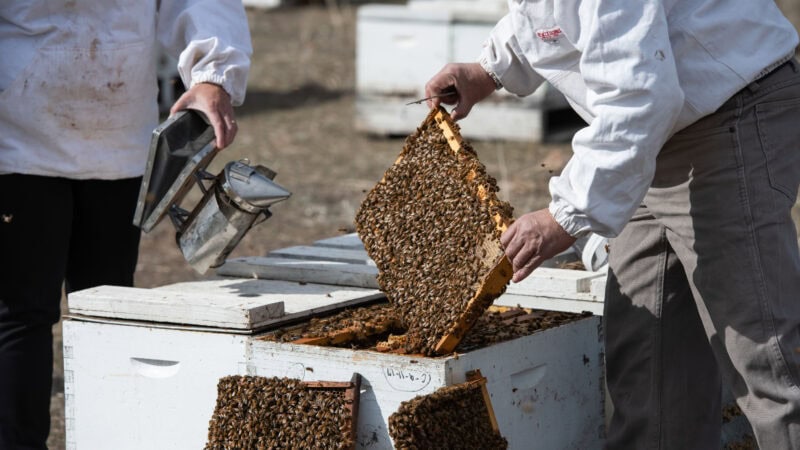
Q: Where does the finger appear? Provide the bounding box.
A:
[513,249,547,282]
[429,89,458,111]
[501,226,521,256]
[450,99,473,121]
[206,112,227,149]
[425,69,453,97]
[424,80,441,109]
[223,116,238,148]
[169,95,192,117]
[505,239,525,263]
[500,223,517,248]
[439,91,458,105]
[512,255,543,282]
[511,242,538,273]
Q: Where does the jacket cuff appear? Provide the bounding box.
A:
[477,15,546,97]
[478,57,503,90]
[548,201,593,238]
[189,70,246,106]
[189,72,234,104]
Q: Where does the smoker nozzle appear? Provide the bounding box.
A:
[222,161,291,212]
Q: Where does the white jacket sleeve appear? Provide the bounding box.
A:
[157,0,252,106]
[548,0,684,237]
[479,14,546,96]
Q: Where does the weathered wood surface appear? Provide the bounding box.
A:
[156,278,383,326]
[497,268,606,315]
[217,232,607,317]
[217,257,379,289]
[67,285,285,330]
[312,233,366,250]
[68,279,383,330]
[267,245,375,266]
[505,267,605,295]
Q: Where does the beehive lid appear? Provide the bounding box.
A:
[355,107,514,355]
[217,233,379,289]
[66,279,384,333]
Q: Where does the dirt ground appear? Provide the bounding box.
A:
[47,3,800,449]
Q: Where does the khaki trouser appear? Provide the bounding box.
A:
[605,60,800,449]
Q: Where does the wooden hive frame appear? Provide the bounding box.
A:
[431,110,513,354]
[301,373,362,449]
[265,303,590,360]
[288,315,403,347]
[206,374,362,450]
[465,369,500,434]
[388,368,506,448]
[356,107,514,355]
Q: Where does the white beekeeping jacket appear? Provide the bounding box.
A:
[0,0,252,180]
[480,0,798,237]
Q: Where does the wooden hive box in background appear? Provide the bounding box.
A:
[355,107,514,356]
[354,1,580,142]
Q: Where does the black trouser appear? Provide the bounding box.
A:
[0,174,141,449]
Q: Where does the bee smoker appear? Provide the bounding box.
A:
[133,110,290,273]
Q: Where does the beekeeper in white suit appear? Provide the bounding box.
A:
[426,0,800,448]
[0,1,251,447]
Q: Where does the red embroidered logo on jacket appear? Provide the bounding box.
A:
[536,27,562,43]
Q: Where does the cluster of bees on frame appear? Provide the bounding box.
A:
[388,381,508,449]
[458,307,592,352]
[264,302,405,347]
[355,110,514,356]
[262,301,586,353]
[205,376,353,450]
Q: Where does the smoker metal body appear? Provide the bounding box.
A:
[133,110,290,273]
[178,161,288,273]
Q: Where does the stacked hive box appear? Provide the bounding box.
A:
[63,252,604,449]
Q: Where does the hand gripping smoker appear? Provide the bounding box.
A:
[133,110,290,273]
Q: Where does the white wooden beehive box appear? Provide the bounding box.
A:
[62,321,248,450]
[354,2,573,142]
[63,235,605,449]
[247,314,604,449]
[62,277,384,450]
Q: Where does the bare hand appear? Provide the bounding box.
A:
[500,209,577,282]
[170,82,238,149]
[424,63,497,120]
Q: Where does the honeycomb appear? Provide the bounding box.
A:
[355,108,514,355]
[388,377,508,450]
[205,375,356,450]
[260,302,589,354]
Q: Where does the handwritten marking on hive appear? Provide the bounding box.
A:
[382,367,432,392]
